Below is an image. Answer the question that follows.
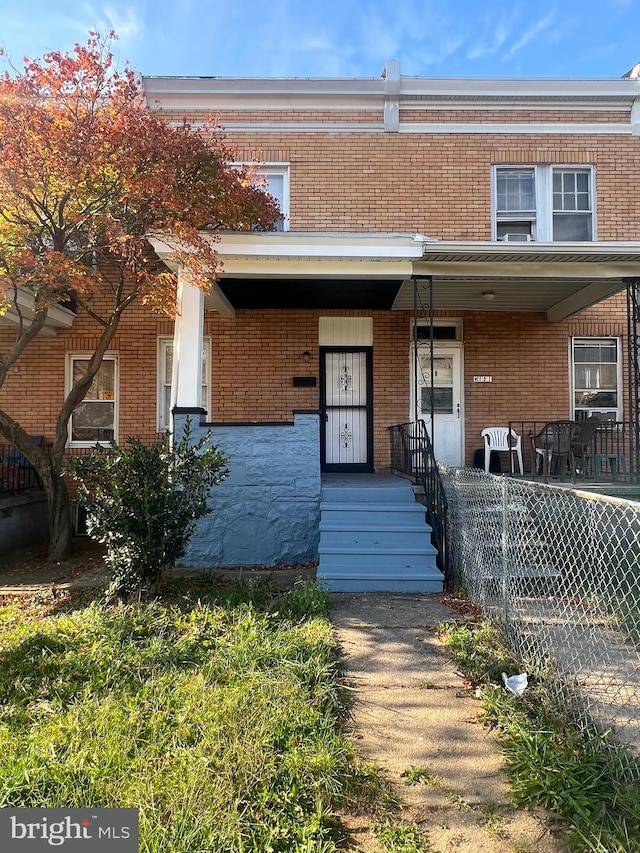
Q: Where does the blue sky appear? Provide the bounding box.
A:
[1,0,639,79]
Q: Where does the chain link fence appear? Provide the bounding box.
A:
[442,467,640,770]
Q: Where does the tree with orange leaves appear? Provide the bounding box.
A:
[0,33,279,560]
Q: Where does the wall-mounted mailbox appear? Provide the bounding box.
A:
[293,376,317,387]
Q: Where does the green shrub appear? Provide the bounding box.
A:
[67,420,228,601]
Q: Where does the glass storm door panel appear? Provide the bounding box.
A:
[321,349,373,471]
[413,346,463,467]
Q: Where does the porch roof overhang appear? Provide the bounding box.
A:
[149,231,429,316]
[0,289,76,337]
[404,241,640,321]
[148,232,640,321]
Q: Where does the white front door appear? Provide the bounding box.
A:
[412,345,464,466]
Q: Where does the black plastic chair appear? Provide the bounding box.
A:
[530,421,577,482]
[571,418,600,478]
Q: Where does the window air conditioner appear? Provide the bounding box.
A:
[501,233,533,242]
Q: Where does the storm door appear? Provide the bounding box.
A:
[411,345,463,467]
[320,348,373,472]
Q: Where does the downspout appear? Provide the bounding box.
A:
[413,276,419,422]
[428,275,435,443]
[626,279,640,481]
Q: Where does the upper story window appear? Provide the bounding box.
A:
[493,165,594,242]
[66,353,118,446]
[260,166,289,231]
[236,163,289,232]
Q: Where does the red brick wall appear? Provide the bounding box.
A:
[1,294,627,470]
[1,101,636,470]
[219,133,640,242]
[462,296,628,466]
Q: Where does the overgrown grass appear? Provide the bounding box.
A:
[438,619,640,852]
[0,580,380,852]
[373,818,432,852]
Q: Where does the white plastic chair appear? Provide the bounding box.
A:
[481,427,523,475]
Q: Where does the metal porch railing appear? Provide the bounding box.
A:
[389,421,451,584]
[508,419,635,483]
[0,442,45,495]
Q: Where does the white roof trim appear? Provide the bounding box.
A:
[415,241,640,279]
[144,72,640,116]
[148,232,428,283]
[212,120,633,136]
[213,231,428,259]
[149,231,428,265]
[399,122,633,135]
[0,289,76,336]
[144,74,640,100]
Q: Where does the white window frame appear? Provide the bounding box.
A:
[66,352,119,447]
[492,165,595,242]
[413,318,463,342]
[236,162,290,231]
[570,336,622,420]
[157,336,212,432]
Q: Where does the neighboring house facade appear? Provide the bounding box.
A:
[3,61,640,581]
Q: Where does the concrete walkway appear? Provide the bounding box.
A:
[331,593,561,853]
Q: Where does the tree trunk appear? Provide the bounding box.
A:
[46,476,73,562]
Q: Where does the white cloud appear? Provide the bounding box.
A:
[502,8,557,61]
[466,8,520,60]
[100,5,142,40]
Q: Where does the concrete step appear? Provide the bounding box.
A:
[318,549,437,574]
[318,476,443,593]
[318,575,444,593]
[320,502,427,525]
[318,564,442,581]
[319,523,432,550]
[321,483,415,504]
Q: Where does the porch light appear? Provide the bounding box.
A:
[302,350,311,361]
[482,290,496,301]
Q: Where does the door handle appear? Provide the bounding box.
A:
[456,403,460,419]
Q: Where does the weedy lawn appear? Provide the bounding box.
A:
[438,619,640,853]
[0,580,381,852]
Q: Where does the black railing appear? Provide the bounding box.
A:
[389,421,451,584]
[508,419,635,483]
[0,443,45,495]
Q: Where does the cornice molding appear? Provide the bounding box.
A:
[144,72,640,116]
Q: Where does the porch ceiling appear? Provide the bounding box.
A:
[392,275,628,321]
[149,233,640,322]
[215,278,402,309]
[399,242,640,321]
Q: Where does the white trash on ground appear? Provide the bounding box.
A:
[501,671,528,697]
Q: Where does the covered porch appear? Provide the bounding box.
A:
[149,233,640,472]
[149,233,640,583]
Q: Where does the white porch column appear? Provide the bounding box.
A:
[171,267,205,413]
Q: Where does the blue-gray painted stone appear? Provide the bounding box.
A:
[175,413,321,568]
[0,493,48,554]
